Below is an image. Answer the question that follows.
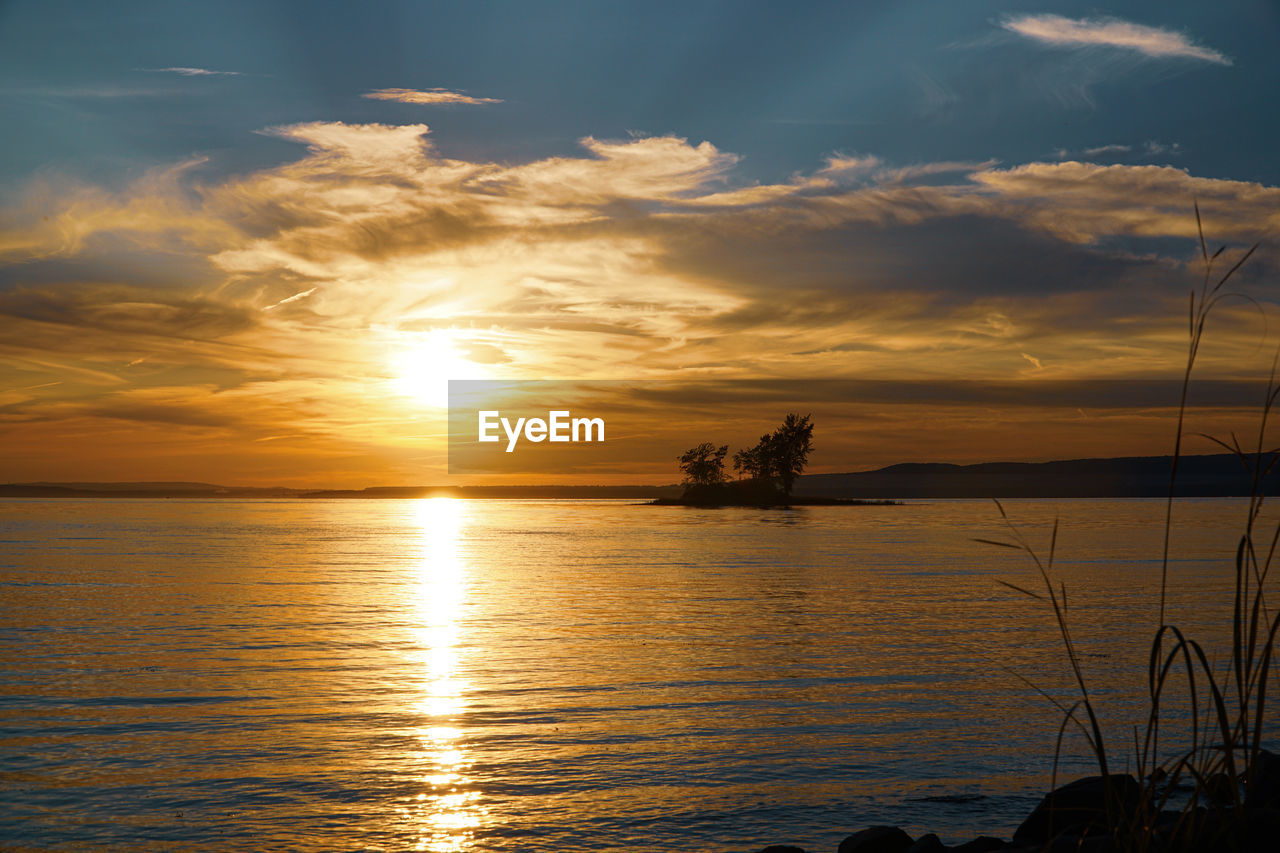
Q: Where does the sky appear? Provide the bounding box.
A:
[2,0,1279,486]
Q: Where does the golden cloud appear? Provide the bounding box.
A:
[1002,14,1231,64]
[4,122,1280,483]
[363,87,502,106]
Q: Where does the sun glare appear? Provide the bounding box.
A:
[392,331,490,409]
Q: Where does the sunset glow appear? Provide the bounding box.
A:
[8,7,1280,852]
[1,2,1277,486]
[392,332,491,409]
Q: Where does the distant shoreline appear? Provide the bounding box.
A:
[649,496,902,507]
[3,452,1276,500]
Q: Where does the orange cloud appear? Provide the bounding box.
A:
[968,161,1280,242]
[4,123,1279,483]
[1002,14,1231,65]
[363,87,502,106]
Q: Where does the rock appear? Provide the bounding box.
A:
[1150,805,1214,851]
[950,836,1006,853]
[904,833,946,853]
[1152,807,1187,834]
[838,826,915,853]
[1203,771,1236,805]
[1246,749,1280,810]
[1242,806,1280,847]
[757,847,806,853]
[1003,835,1115,853]
[1012,775,1141,844]
[1051,836,1117,853]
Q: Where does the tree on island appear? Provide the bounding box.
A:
[677,442,729,487]
[686,413,815,499]
[761,412,814,496]
[731,444,766,481]
[660,413,891,506]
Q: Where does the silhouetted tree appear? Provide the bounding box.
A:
[731,413,814,496]
[732,444,766,480]
[678,442,728,486]
[765,413,814,496]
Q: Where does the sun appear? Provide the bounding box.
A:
[391,330,489,409]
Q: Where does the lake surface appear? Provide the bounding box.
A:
[0,497,1272,851]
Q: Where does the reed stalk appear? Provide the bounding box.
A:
[984,209,1269,851]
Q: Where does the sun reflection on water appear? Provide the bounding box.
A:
[404,498,484,852]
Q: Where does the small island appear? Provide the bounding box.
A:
[652,413,901,507]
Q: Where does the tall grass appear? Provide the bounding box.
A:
[984,209,1272,851]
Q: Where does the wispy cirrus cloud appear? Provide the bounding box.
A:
[1053,141,1183,162]
[1082,144,1132,157]
[141,66,242,77]
[1002,14,1231,65]
[263,287,317,311]
[363,87,502,106]
[0,85,177,98]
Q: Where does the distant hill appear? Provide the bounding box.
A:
[794,454,1275,499]
[1,454,1274,499]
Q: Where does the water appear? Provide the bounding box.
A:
[0,497,1270,851]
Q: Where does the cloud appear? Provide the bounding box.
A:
[263,287,317,310]
[142,66,242,77]
[0,285,256,341]
[1083,144,1132,157]
[363,87,502,106]
[1052,142,1185,163]
[78,398,244,428]
[5,121,1280,482]
[1002,14,1231,65]
[967,161,1280,243]
[0,157,236,262]
[1143,141,1183,157]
